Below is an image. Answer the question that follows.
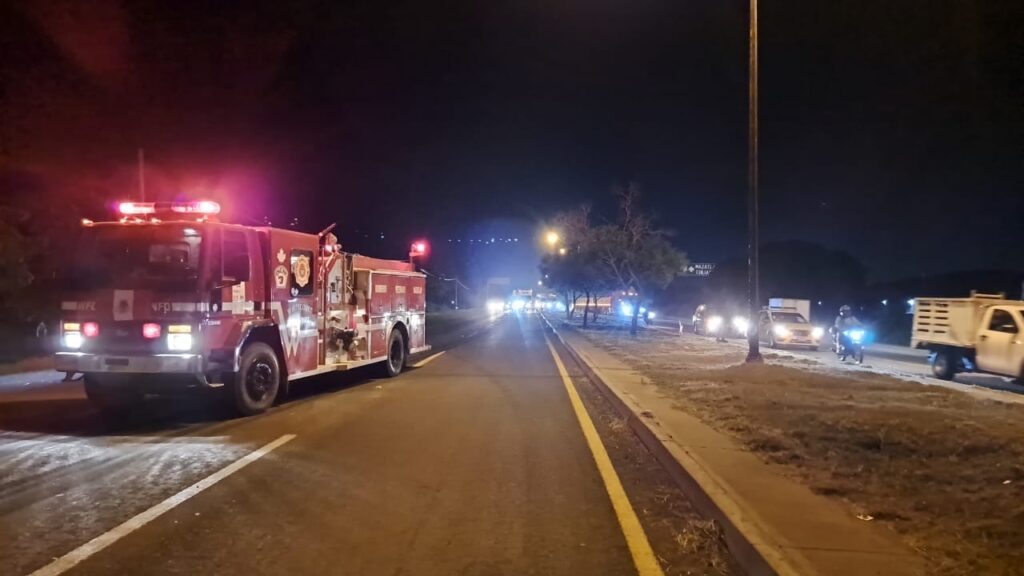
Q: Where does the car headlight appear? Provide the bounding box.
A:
[647,311,656,319]
[619,302,634,317]
[773,325,790,337]
[707,316,723,333]
[811,327,824,339]
[732,316,749,334]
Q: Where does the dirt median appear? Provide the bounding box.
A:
[579,323,1024,576]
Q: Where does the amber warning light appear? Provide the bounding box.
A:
[118,201,221,217]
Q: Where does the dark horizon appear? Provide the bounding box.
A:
[2,1,1021,282]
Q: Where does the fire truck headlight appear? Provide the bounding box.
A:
[167,333,193,351]
[64,332,84,349]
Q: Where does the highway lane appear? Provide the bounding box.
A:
[0,313,656,576]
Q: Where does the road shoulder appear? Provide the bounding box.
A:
[548,318,924,576]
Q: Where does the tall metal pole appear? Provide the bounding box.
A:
[746,0,762,362]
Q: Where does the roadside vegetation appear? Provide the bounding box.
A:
[540,183,687,334]
[580,323,1024,576]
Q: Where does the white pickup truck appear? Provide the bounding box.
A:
[911,292,1024,382]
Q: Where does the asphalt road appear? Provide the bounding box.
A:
[0,313,662,576]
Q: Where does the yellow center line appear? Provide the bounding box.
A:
[544,336,665,576]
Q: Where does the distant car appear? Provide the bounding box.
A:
[757,308,824,350]
[693,304,749,338]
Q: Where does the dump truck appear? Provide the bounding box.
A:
[911,292,1024,381]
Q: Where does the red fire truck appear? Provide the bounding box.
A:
[56,201,429,415]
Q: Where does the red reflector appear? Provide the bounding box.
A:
[82,322,99,337]
[142,323,161,339]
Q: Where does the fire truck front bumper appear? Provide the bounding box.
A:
[55,352,224,386]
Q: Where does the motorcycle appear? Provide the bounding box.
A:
[830,326,866,364]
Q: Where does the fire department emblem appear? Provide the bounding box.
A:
[293,255,311,288]
[277,248,287,264]
[274,265,289,289]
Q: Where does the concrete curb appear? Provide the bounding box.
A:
[542,316,778,576]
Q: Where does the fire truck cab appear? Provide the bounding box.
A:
[57,201,428,415]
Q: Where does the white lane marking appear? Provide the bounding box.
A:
[28,434,297,576]
[411,351,446,368]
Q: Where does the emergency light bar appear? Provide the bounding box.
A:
[117,201,221,217]
[118,202,156,215]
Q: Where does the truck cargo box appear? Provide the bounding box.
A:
[768,298,811,322]
[911,293,1020,349]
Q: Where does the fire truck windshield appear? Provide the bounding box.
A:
[68,225,204,291]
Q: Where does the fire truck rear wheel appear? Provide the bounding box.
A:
[382,329,406,378]
[233,342,281,415]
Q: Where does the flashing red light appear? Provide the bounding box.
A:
[119,202,156,215]
[142,323,161,339]
[410,241,428,256]
[82,322,100,337]
[170,200,221,215]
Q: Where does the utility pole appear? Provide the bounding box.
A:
[746,0,762,363]
[443,276,468,309]
[138,148,146,202]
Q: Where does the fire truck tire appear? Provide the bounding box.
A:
[382,329,406,378]
[83,375,142,414]
[232,343,281,415]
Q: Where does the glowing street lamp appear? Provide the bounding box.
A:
[558,247,567,256]
[545,231,559,247]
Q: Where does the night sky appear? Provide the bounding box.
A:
[2,0,1021,283]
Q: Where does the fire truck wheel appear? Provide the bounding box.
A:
[382,329,406,378]
[233,343,281,415]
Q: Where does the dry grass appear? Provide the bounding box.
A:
[582,325,1024,576]
[672,519,732,575]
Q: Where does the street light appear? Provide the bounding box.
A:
[545,231,559,248]
[745,0,762,363]
[558,247,567,256]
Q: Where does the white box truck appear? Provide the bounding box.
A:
[768,298,811,322]
[911,292,1024,381]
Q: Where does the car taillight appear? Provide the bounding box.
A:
[142,323,161,339]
